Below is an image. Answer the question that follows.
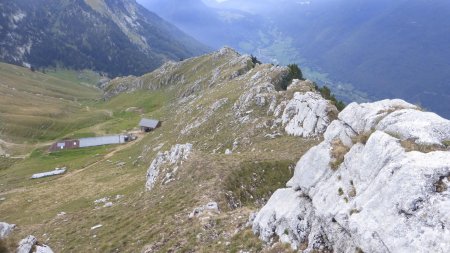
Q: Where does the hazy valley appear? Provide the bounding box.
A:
[139,0,450,118]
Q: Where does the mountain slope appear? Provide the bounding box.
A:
[0,63,106,156]
[0,48,338,252]
[141,0,450,118]
[0,0,209,77]
[0,48,449,252]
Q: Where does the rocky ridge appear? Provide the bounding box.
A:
[129,48,340,195]
[106,48,338,146]
[0,47,340,253]
[2,47,448,252]
[252,99,450,252]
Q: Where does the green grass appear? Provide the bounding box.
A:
[443,140,450,147]
[91,90,170,134]
[1,146,111,186]
[227,229,264,253]
[102,90,169,113]
[0,63,104,148]
[0,54,324,253]
[0,156,20,170]
[44,68,102,87]
[224,160,294,208]
[63,132,97,139]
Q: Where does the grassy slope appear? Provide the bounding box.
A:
[0,55,318,252]
[0,63,104,151]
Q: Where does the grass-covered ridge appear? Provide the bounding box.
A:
[0,50,327,252]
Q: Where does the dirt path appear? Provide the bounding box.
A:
[58,131,146,180]
[0,132,147,196]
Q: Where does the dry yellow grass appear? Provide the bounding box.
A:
[330,139,350,170]
[0,55,322,252]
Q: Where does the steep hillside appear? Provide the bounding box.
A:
[0,48,339,252]
[1,48,448,252]
[0,0,209,77]
[0,63,106,156]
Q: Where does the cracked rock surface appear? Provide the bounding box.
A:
[253,99,450,252]
[146,144,193,190]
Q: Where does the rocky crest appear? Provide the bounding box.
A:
[104,47,250,98]
[252,99,450,252]
[134,48,340,196]
[106,48,338,144]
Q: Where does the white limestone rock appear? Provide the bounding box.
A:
[232,67,336,137]
[253,99,450,252]
[36,244,54,253]
[91,224,103,230]
[281,92,337,137]
[17,235,37,253]
[339,99,417,134]
[232,65,287,123]
[0,222,15,238]
[17,235,54,253]
[233,82,277,123]
[376,109,450,145]
[146,144,193,190]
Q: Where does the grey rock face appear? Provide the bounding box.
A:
[146,144,193,190]
[281,92,337,137]
[0,222,15,239]
[17,235,55,253]
[253,99,450,252]
[232,65,337,137]
[17,235,37,253]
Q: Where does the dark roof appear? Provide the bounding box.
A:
[139,118,159,128]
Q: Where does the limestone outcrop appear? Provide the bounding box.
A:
[253,99,450,252]
[17,235,54,253]
[279,91,337,137]
[146,144,193,190]
[0,222,15,239]
[232,64,338,137]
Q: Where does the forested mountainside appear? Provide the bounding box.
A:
[0,0,209,77]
